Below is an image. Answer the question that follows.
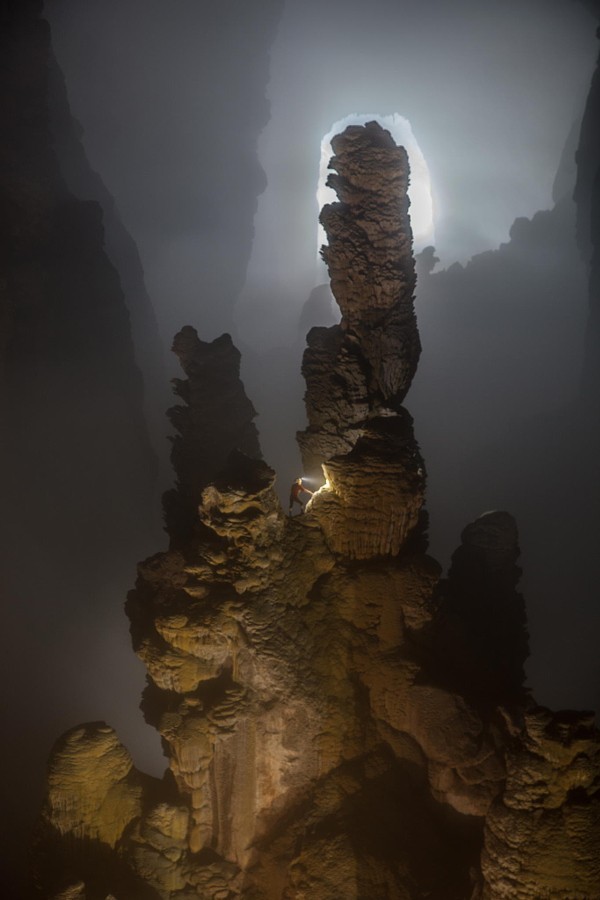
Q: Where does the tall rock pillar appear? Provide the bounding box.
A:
[299,120,424,558]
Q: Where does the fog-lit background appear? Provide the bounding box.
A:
[2,0,599,892]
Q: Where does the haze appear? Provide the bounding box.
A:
[2,0,599,893]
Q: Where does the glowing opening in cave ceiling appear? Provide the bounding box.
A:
[317,113,435,258]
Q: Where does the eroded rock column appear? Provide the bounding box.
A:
[300,121,424,559]
[32,122,600,900]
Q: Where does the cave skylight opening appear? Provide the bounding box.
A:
[317,113,435,263]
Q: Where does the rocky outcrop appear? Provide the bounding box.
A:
[311,415,425,559]
[32,123,600,900]
[299,121,421,477]
[46,51,168,456]
[119,483,489,896]
[31,724,159,900]
[300,122,425,560]
[162,326,262,545]
[320,123,417,334]
[0,3,161,893]
[44,0,284,347]
[42,724,146,849]
[428,511,529,707]
[482,708,600,898]
[0,1,157,527]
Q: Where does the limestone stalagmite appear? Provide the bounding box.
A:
[43,724,145,848]
[163,325,262,545]
[481,709,600,898]
[33,123,600,900]
[299,121,421,478]
[429,510,530,707]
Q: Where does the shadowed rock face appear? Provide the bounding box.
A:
[299,121,421,480]
[0,4,162,891]
[162,326,262,546]
[46,49,168,456]
[299,122,425,563]
[0,0,157,516]
[575,23,600,399]
[428,511,530,708]
[482,708,600,899]
[32,124,600,900]
[321,123,418,337]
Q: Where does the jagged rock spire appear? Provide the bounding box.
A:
[162,326,262,545]
[32,124,600,900]
[299,122,421,474]
[299,122,425,558]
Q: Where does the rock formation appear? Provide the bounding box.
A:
[481,708,600,898]
[44,0,284,348]
[408,110,595,718]
[299,122,421,477]
[32,123,600,899]
[428,511,529,708]
[0,2,162,892]
[46,50,168,458]
[575,16,600,400]
[0,0,158,533]
[162,326,262,545]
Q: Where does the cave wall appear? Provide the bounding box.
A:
[46,50,169,461]
[0,0,159,570]
[2,3,600,896]
[0,1,162,892]
[44,0,285,346]
[1,0,290,892]
[574,14,600,399]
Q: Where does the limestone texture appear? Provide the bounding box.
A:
[298,121,421,478]
[42,724,145,849]
[481,709,600,898]
[32,123,600,899]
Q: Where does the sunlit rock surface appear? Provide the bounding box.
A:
[33,123,600,899]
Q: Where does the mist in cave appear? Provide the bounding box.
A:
[2,0,600,893]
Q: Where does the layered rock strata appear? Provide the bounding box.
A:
[33,123,600,900]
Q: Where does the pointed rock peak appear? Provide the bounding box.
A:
[163,325,262,546]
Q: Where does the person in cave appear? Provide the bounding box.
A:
[288,477,313,516]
